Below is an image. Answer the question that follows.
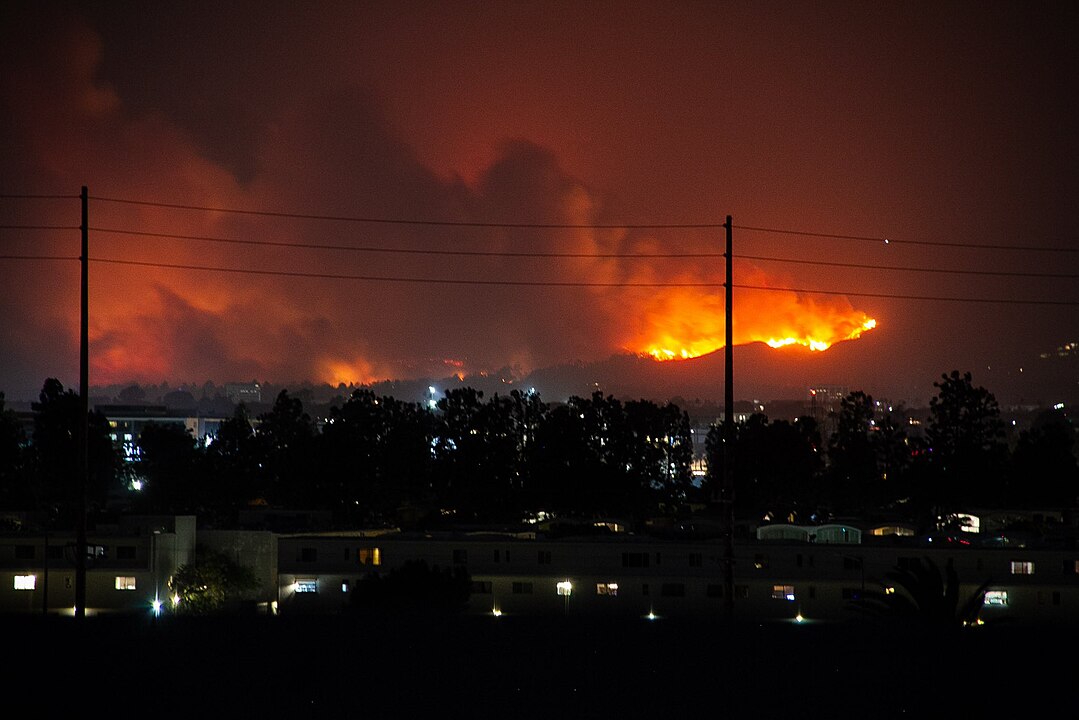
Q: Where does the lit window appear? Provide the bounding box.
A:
[556,581,573,596]
[754,554,768,569]
[14,575,36,591]
[341,581,350,593]
[115,576,136,590]
[1010,561,1034,575]
[772,584,796,601]
[596,583,619,596]
[296,579,318,593]
[984,591,1008,606]
[358,548,381,566]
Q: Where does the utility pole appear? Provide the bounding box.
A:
[76,186,88,619]
[722,215,734,618]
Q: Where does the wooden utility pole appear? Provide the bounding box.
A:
[76,186,88,618]
[722,215,734,617]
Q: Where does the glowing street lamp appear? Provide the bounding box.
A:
[557,580,572,615]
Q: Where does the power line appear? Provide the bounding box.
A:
[738,254,1078,279]
[88,226,1075,278]
[90,257,726,287]
[89,256,1079,305]
[88,226,725,258]
[735,224,1076,253]
[88,195,727,229]
[86,193,1077,252]
[0,254,78,261]
[0,225,82,231]
[0,194,81,200]
[737,283,1079,306]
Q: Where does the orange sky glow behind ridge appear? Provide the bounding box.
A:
[1,3,1075,405]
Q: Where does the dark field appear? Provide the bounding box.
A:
[4,612,1076,717]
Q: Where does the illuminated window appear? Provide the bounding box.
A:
[772,584,796,601]
[1010,561,1034,575]
[14,575,36,591]
[115,576,136,590]
[556,581,573,596]
[984,591,1008,606]
[296,579,318,593]
[596,583,619,596]
[358,548,381,566]
[754,554,768,569]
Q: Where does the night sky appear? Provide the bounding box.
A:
[1,1,1076,406]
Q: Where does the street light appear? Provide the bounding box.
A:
[556,580,572,615]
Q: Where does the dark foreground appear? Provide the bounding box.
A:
[4,612,1076,717]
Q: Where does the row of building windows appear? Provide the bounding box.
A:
[277,576,1067,608]
[9,545,139,561]
[290,546,1077,577]
[12,575,138,591]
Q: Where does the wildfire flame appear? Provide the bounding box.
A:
[634,286,878,361]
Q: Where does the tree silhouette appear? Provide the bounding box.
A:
[168,545,259,615]
[926,371,1007,510]
[0,392,31,510]
[255,389,316,507]
[707,413,824,523]
[31,378,120,521]
[135,421,201,513]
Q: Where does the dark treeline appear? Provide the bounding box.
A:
[1,371,1076,533]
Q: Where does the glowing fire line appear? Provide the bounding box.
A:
[644,318,877,361]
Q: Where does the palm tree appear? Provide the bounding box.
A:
[856,556,994,627]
